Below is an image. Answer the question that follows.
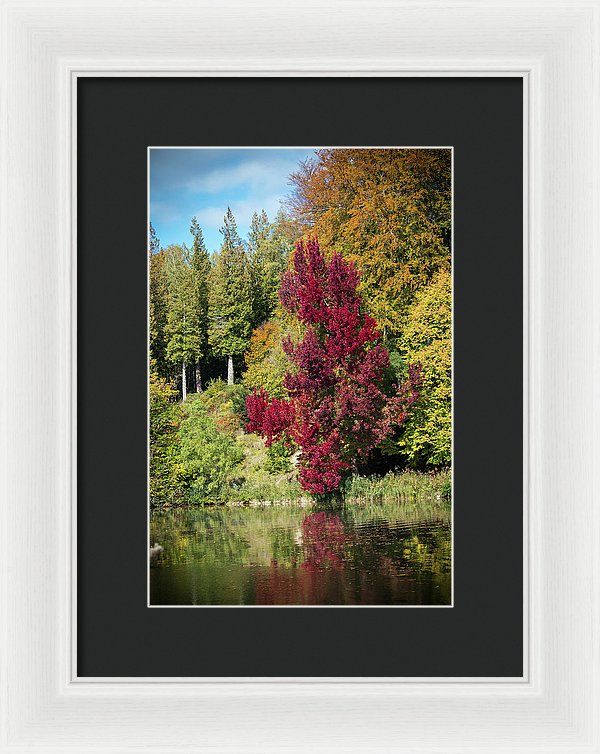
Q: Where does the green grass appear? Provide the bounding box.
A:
[344,469,451,505]
[185,463,450,508]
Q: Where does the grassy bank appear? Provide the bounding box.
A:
[168,467,450,508]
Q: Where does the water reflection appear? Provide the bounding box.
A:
[150,500,451,605]
[300,512,346,571]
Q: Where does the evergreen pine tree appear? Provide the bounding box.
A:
[266,209,298,311]
[247,210,271,326]
[248,209,270,253]
[149,225,170,378]
[247,209,295,327]
[149,221,160,255]
[208,208,253,384]
[164,244,201,400]
[189,216,211,392]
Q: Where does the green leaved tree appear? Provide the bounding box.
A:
[189,217,211,392]
[208,208,253,384]
[396,267,452,466]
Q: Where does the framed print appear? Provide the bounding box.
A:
[2,1,599,753]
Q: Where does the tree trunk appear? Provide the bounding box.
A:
[195,361,202,393]
[182,359,187,401]
[227,355,234,385]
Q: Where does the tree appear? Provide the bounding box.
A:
[189,217,211,392]
[394,268,451,466]
[164,244,201,400]
[271,208,303,247]
[149,222,160,255]
[248,209,271,253]
[261,209,300,316]
[247,209,299,327]
[288,149,451,337]
[246,239,421,496]
[208,208,253,384]
[149,226,170,378]
[247,210,272,326]
[242,320,291,399]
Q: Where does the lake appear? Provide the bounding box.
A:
[150,499,451,606]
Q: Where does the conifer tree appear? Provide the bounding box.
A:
[248,209,270,253]
[247,209,296,327]
[247,210,271,326]
[164,244,200,400]
[268,208,300,305]
[149,224,170,378]
[208,208,253,384]
[189,217,211,392]
[149,222,160,255]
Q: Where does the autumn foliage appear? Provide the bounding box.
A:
[288,148,451,337]
[246,239,421,495]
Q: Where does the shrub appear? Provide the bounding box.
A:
[200,379,249,435]
[264,438,294,474]
[178,396,244,502]
[149,373,185,506]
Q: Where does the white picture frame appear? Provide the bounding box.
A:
[1,1,598,751]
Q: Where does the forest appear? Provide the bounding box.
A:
[149,148,451,508]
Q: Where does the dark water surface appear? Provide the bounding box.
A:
[150,500,451,606]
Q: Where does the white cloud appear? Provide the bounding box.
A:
[186,158,295,195]
[151,200,182,224]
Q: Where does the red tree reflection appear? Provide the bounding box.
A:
[300,511,347,572]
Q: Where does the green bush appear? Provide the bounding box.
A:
[200,379,249,435]
[264,438,293,474]
[178,396,244,502]
[149,373,185,506]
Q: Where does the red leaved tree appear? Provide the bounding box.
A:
[246,238,421,495]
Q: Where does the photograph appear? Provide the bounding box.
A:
[148,146,452,606]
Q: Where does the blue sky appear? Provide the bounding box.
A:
[150,148,316,253]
